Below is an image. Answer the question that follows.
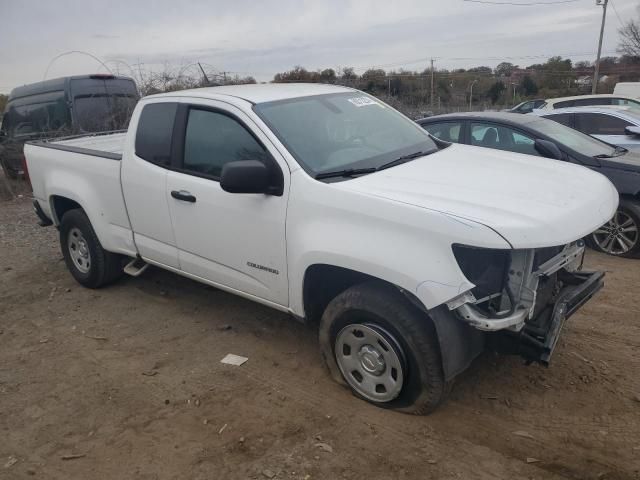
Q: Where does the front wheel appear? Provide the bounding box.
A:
[588,200,640,258]
[319,282,447,414]
[60,209,124,288]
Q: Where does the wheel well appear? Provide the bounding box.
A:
[303,265,396,324]
[51,196,82,224]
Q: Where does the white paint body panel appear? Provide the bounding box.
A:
[25,84,619,321]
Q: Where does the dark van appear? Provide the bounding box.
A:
[0,74,139,178]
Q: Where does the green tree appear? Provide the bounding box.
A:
[361,69,386,92]
[522,75,538,96]
[487,81,506,104]
[495,62,515,77]
[0,94,7,114]
[319,68,336,84]
[542,56,573,90]
[273,66,314,83]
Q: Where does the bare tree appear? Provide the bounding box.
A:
[618,7,640,58]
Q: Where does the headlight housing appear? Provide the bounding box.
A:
[451,244,509,301]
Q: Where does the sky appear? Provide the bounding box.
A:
[0,0,638,94]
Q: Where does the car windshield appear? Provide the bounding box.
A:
[531,117,618,157]
[253,92,437,177]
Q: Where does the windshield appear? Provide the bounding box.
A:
[531,117,618,157]
[253,92,437,176]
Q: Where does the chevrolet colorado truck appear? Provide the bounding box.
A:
[24,84,618,414]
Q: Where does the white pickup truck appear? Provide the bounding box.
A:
[25,84,618,414]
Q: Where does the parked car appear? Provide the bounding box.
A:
[0,74,138,179]
[533,106,640,151]
[614,82,640,98]
[507,99,545,114]
[24,84,616,413]
[418,111,640,257]
[538,94,640,110]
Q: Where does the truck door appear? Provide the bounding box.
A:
[166,101,289,306]
[121,101,180,269]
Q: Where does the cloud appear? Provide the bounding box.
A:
[0,0,636,92]
[92,34,120,39]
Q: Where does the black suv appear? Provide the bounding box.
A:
[0,74,138,178]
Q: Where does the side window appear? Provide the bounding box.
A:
[517,101,536,113]
[575,113,632,135]
[470,122,539,156]
[182,108,269,179]
[573,98,611,107]
[553,100,575,109]
[612,98,640,108]
[544,113,573,127]
[135,102,178,166]
[421,122,462,142]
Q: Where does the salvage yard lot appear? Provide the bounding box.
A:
[0,195,639,480]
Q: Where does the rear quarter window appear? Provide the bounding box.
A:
[135,103,178,166]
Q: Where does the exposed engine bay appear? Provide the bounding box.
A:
[448,241,604,364]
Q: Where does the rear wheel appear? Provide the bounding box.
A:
[60,209,124,288]
[319,282,447,414]
[588,200,640,258]
[0,159,18,180]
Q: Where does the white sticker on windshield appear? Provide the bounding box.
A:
[347,96,382,107]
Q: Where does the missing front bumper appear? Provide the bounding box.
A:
[494,270,605,365]
[529,270,604,365]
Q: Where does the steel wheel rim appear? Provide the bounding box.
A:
[68,227,91,273]
[592,210,639,255]
[335,323,405,403]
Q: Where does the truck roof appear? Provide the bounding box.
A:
[145,83,355,105]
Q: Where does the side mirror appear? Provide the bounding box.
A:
[625,126,640,136]
[220,160,270,194]
[534,139,563,160]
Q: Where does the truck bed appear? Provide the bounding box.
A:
[24,131,136,258]
[30,131,127,160]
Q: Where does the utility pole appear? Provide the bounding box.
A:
[469,79,478,110]
[197,62,210,86]
[592,0,608,94]
[430,58,435,109]
[388,77,391,96]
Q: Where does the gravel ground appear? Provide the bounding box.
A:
[1,189,639,480]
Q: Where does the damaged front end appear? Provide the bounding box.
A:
[448,242,604,364]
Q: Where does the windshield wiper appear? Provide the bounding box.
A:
[613,145,628,156]
[594,146,629,159]
[377,150,432,171]
[314,167,377,180]
[315,150,434,180]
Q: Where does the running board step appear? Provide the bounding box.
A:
[124,258,149,277]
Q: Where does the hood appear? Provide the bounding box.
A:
[337,144,619,248]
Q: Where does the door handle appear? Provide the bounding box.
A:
[171,190,197,203]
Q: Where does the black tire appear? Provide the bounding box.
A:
[0,160,18,180]
[319,282,447,415]
[59,209,124,288]
[586,199,640,258]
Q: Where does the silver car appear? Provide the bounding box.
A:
[531,106,640,151]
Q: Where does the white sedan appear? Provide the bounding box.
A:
[532,106,640,151]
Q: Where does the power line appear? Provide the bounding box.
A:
[462,0,580,5]
[609,0,625,27]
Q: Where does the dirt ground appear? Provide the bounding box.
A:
[1,187,639,480]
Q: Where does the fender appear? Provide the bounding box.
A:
[286,170,511,318]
